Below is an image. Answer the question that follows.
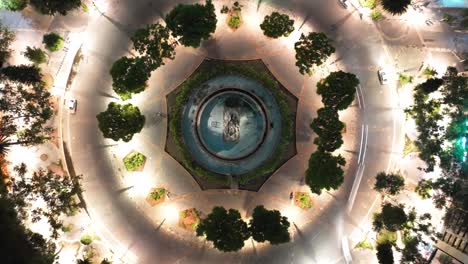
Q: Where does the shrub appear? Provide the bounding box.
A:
[260,12,295,38]
[61,225,72,233]
[149,188,166,201]
[80,235,93,245]
[422,67,437,77]
[359,0,377,9]
[0,0,28,11]
[370,10,383,21]
[295,192,312,209]
[228,14,241,29]
[220,5,229,14]
[23,46,47,64]
[123,152,146,171]
[398,73,413,85]
[43,33,64,52]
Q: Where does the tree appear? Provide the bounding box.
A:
[381,0,411,15]
[0,72,52,148]
[294,32,335,75]
[305,150,346,195]
[131,23,177,71]
[196,206,250,252]
[249,205,290,245]
[376,243,394,264]
[165,0,217,48]
[401,236,423,263]
[310,107,344,152]
[0,173,57,264]
[110,56,150,100]
[415,179,432,199]
[10,164,83,239]
[42,33,64,52]
[317,71,359,110]
[0,0,28,11]
[96,102,145,142]
[372,203,408,232]
[0,64,43,84]
[30,0,81,15]
[373,172,405,196]
[23,46,47,65]
[418,78,443,94]
[260,12,295,38]
[0,23,15,67]
[441,67,468,111]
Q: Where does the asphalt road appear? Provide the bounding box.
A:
[65,0,407,263]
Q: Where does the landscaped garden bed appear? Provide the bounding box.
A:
[146,188,167,206]
[123,151,146,172]
[179,208,201,231]
[294,192,312,210]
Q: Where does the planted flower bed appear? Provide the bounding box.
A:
[146,188,167,206]
[294,192,312,210]
[123,151,146,171]
[179,208,201,231]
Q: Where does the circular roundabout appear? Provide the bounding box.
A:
[67,0,403,263]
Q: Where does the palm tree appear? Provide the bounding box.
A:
[0,134,11,156]
[381,0,411,15]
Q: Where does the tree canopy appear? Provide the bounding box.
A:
[131,23,177,71]
[196,206,250,252]
[23,46,48,65]
[165,0,217,48]
[9,164,83,239]
[42,32,64,52]
[0,0,28,11]
[310,107,344,152]
[0,23,15,67]
[418,78,443,95]
[372,203,408,232]
[0,68,52,149]
[373,172,405,196]
[317,71,359,110]
[294,32,335,75]
[381,0,411,15]
[305,150,346,195]
[249,205,290,245]
[260,12,295,38]
[30,0,81,15]
[376,243,394,264]
[110,56,150,100]
[96,102,145,142]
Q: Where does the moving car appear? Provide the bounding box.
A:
[377,69,389,85]
[68,98,77,114]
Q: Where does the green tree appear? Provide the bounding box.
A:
[415,179,432,199]
[401,236,423,263]
[294,32,335,75]
[131,23,177,71]
[310,107,344,152]
[10,164,83,239]
[441,67,467,111]
[0,174,57,264]
[96,102,145,142]
[260,12,295,38]
[42,33,64,52]
[0,0,28,11]
[31,0,81,15]
[0,23,15,66]
[317,71,359,110]
[110,56,150,100]
[0,72,52,148]
[23,46,47,65]
[165,0,217,48]
[376,243,394,264]
[373,172,405,196]
[196,206,250,252]
[305,150,346,195]
[249,205,290,245]
[418,78,443,94]
[1,65,43,84]
[381,0,411,15]
[372,203,408,232]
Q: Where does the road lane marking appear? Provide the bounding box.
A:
[357,84,365,109]
[357,124,364,164]
[361,125,369,164]
[347,164,365,214]
[355,86,361,108]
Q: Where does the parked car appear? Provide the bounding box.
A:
[338,0,348,8]
[68,98,77,114]
[378,69,389,85]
